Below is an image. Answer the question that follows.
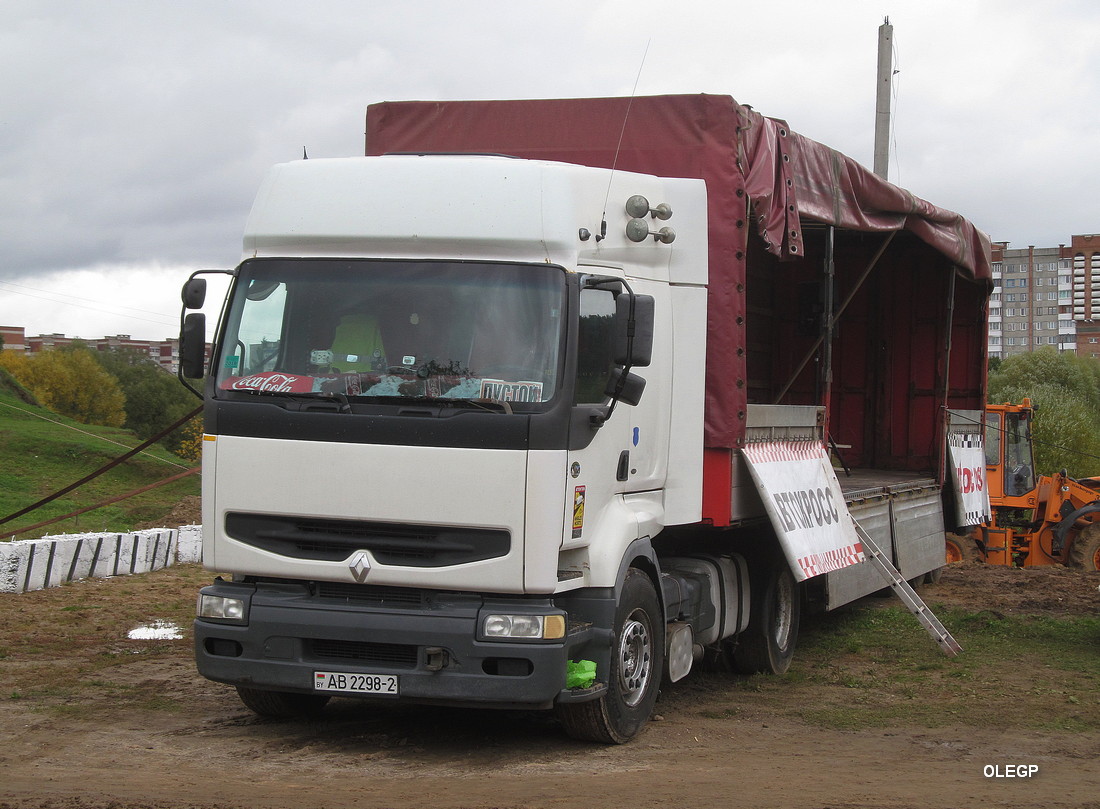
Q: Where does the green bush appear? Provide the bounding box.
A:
[988,348,1100,477]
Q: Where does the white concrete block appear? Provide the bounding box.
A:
[132,533,152,575]
[45,537,82,588]
[147,530,174,570]
[116,534,139,576]
[0,542,32,594]
[133,531,173,574]
[176,525,203,564]
[69,536,100,581]
[23,539,51,592]
[90,534,121,579]
[2,523,192,594]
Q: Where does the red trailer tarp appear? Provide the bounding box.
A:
[365,94,992,449]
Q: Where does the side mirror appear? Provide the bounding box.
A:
[182,277,208,309]
[612,294,654,368]
[604,367,647,407]
[180,312,207,379]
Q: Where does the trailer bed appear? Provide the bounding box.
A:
[837,468,938,501]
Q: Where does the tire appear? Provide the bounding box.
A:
[730,559,800,676]
[235,686,331,718]
[557,568,664,744]
[944,532,978,564]
[1068,525,1100,572]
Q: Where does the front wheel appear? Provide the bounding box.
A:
[730,559,800,676]
[945,532,978,564]
[1068,525,1100,571]
[557,568,664,744]
[235,686,330,718]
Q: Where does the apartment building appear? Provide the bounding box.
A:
[0,328,206,374]
[989,234,1100,360]
[0,325,26,352]
[1070,234,1100,359]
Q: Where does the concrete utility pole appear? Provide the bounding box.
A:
[873,17,893,180]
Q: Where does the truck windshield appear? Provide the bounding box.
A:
[215,259,565,406]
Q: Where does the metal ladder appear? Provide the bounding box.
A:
[851,520,962,656]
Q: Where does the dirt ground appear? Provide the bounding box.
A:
[1,558,1098,809]
[134,496,202,532]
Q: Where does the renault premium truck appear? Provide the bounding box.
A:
[181,95,992,743]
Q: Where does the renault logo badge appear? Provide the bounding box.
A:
[348,551,371,583]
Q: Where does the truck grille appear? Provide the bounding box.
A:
[224,512,510,567]
[309,639,418,668]
[315,582,426,607]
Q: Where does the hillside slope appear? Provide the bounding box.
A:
[0,374,200,539]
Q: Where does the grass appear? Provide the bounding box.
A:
[732,602,1100,733]
[0,383,200,539]
[1,564,1098,736]
[0,564,210,716]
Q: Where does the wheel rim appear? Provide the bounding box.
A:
[1092,545,1100,571]
[617,613,653,707]
[945,538,964,564]
[773,571,794,649]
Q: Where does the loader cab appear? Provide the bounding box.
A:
[985,401,1037,507]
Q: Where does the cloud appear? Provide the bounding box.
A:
[0,262,231,341]
[1,0,1098,339]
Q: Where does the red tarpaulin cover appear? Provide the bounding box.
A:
[364,94,992,449]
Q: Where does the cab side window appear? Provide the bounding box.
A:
[575,288,616,404]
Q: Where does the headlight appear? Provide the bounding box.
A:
[482,613,565,640]
[197,594,247,623]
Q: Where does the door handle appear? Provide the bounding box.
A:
[616,450,630,481]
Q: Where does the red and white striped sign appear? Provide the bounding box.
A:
[741,440,864,582]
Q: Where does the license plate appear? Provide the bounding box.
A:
[313,671,399,695]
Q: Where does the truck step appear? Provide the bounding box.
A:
[851,520,962,656]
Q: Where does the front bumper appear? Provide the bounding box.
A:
[194,579,611,709]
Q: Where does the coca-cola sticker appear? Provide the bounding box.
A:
[220,372,316,393]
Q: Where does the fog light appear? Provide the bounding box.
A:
[482,613,566,640]
[197,594,247,623]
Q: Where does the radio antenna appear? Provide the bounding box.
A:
[598,40,650,241]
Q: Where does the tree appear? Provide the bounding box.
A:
[988,348,1100,477]
[174,416,204,463]
[988,347,1100,411]
[94,348,198,455]
[0,347,126,427]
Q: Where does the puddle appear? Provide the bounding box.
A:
[128,620,184,640]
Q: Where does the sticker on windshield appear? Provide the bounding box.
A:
[221,371,315,393]
[480,379,544,402]
[224,355,240,369]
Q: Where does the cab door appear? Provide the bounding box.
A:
[562,277,668,565]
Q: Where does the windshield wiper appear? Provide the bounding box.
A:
[236,386,515,416]
[457,398,514,414]
[237,388,351,413]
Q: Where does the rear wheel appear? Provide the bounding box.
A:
[235,686,330,718]
[557,568,664,744]
[1068,525,1100,572]
[730,559,800,676]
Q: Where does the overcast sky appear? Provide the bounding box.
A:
[2,0,1098,340]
